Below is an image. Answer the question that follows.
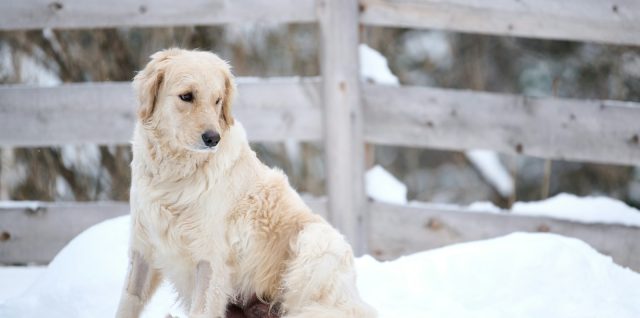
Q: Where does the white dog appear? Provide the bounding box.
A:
[116,49,376,318]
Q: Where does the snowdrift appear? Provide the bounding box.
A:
[1,215,639,318]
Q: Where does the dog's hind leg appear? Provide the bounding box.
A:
[116,250,162,318]
[280,223,377,318]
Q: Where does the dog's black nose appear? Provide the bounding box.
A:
[201,130,220,147]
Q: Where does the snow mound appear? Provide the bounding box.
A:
[2,216,640,317]
[0,216,179,317]
[366,165,407,204]
[0,266,45,305]
[359,44,399,85]
[359,233,640,317]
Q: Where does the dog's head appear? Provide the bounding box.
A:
[133,48,236,153]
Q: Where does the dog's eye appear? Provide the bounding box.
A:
[179,93,194,102]
[216,97,222,105]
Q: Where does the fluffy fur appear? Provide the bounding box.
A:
[116,48,376,318]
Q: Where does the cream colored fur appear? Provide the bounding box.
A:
[115,49,376,318]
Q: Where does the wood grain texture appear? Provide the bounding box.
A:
[0,201,129,264]
[369,201,640,272]
[0,197,327,264]
[0,78,323,147]
[0,0,317,30]
[363,84,640,166]
[4,81,639,165]
[360,0,640,46]
[319,0,366,254]
[0,83,136,147]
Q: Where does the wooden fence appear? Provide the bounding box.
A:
[1,0,639,271]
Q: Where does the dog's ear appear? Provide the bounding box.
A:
[221,66,236,127]
[133,49,178,122]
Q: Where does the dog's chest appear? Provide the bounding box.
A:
[135,176,234,257]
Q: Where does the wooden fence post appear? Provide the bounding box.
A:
[318,0,366,254]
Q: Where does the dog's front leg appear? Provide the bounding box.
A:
[189,260,231,318]
[116,250,161,318]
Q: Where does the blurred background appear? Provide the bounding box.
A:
[1,24,640,208]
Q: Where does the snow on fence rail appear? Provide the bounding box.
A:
[1,0,639,270]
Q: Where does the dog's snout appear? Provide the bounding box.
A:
[201,130,220,147]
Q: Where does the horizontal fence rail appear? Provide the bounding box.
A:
[368,202,640,272]
[0,201,130,264]
[2,199,638,272]
[363,84,640,166]
[4,80,640,166]
[4,0,638,47]
[0,197,328,264]
[0,78,322,147]
[0,0,317,31]
[360,0,640,46]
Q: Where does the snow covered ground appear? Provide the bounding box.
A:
[0,266,45,304]
[1,215,639,318]
[3,167,638,317]
[2,166,639,317]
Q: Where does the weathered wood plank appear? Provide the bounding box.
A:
[319,0,366,254]
[0,201,129,264]
[5,79,640,165]
[0,83,136,147]
[4,198,639,271]
[4,81,639,166]
[300,195,329,220]
[236,78,323,142]
[0,78,323,147]
[369,201,640,272]
[363,84,640,166]
[0,0,317,31]
[360,0,640,46]
[0,197,327,264]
